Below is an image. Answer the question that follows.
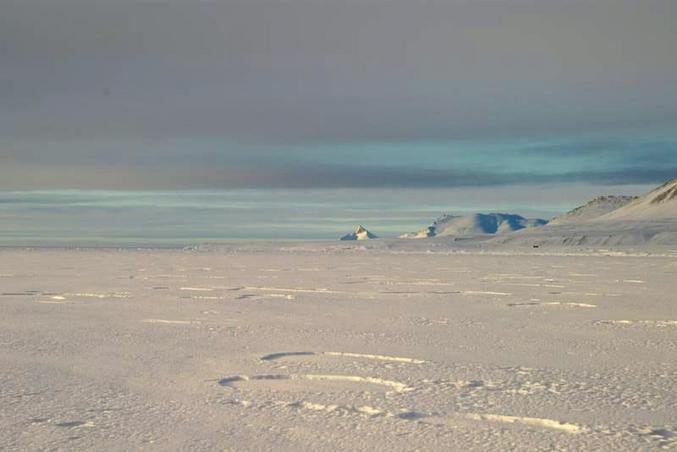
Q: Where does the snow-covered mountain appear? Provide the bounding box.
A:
[494,179,677,247]
[340,226,378,241]
[549,195,637,225]
[400,213,547,239]
[595,179,677,222]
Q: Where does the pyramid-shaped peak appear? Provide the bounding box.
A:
[340,225,378,241]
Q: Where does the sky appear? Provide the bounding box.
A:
[1,0,676,192]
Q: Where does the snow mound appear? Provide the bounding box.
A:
[401,213,547,239]
[340,226,378,241]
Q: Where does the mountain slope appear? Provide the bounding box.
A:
[595,179,677,221]
[549,196,637,225]
[493,179,677,247]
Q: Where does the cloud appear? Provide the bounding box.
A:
[2,0,677,144]
[2,144,676,190]
[1,0,676,190]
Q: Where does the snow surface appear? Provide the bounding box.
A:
[1,246,676,451]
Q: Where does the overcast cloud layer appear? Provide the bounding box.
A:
[1,0,676,190]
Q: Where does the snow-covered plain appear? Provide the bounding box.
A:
[1,246,676,450]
